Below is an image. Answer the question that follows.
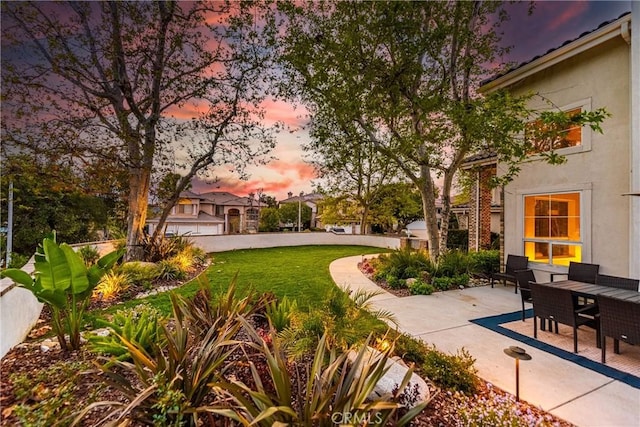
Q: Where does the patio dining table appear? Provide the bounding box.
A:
[547,280,640,303]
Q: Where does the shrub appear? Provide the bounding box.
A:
[171,250,195,273]
[452,273,470,287]
[266,296,298,332]
[157,258,186,281]
[7,252,29,268]
[435,250,469,277]
[118,261,160,285]
[93,271,131,301]
[11,361,97,426]
[393,333,429,365]
[386,274,406,289]
[212,332,431,426]
[325,287,351,318]
[141,233,178,262]
[1,233,122,351]
[88,303,164,361]
[421,347,479,394]
[447,229,469,251]
[409,279,435,295]
[468,250,500,277]
[456,383,556,426]
[376,247,433,280]
[78,245,100,266]
[77,278,257,425]
[432,276,453,291]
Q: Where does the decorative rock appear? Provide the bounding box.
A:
[406,278,418,286]
[347,346,432,408]
[93,328,111,337]
[40,338,60,353]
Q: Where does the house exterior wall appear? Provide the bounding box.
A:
[500,36,631,278]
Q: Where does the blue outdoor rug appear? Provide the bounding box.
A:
[470,309,640,389]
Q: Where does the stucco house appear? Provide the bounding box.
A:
[476,8,639,280]
[146,190,264,236]
[280,191,324,229]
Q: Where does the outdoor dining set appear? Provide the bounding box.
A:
[491,255,640,364]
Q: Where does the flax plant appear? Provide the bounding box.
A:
[208,323,430,426]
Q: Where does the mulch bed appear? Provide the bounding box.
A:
[1,260,573,426]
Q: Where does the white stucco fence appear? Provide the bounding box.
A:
[0,233,399,358]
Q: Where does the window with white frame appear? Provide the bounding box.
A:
[525,99,592,155]
[523,192,582,266]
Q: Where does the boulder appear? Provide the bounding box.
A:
[347,346,432,408]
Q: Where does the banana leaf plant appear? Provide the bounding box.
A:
[1,233,123,351]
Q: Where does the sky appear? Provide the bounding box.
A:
[2,1,631,202]
[198,0,631,201]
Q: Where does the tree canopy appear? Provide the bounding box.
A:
[1,1,277,259]
[274,0,608,259]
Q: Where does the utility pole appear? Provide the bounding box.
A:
[6,181,14,267]
[298,191,303,232]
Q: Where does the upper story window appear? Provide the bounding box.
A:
[525,99,593,156]
[176,203,195,215]
[526,107,582,153]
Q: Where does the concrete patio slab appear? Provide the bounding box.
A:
[329,255,640,427]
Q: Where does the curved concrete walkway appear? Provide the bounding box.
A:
[330,255,640,427]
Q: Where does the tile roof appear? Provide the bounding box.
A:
[462,150,497,166]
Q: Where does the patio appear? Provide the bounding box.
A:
[330,255,640,427]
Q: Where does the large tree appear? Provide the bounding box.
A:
[1,1,276,260]
[368,182,423,234]
[276,1,607,260]
[305,109,402,234]
[0,153,114,258]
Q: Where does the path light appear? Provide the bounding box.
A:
[503,346,532,402]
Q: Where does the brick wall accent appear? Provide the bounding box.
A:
[479,166,496,249]
[468,164,497,251]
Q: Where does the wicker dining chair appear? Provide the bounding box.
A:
[550,261,600,284]
[515,269,536,321]
[596,274,640,291]
[491,254,529,293]
[529,282,599,353]
[597,294,640,363]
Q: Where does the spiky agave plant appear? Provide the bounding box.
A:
[74,278,264,426]
[207,322,431,426]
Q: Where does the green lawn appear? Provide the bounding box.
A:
[93,245,388,318]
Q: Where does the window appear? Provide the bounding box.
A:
[176,203,194,214]
[526,108,582,153]
[247,208,259,222]
[523,192,581,266]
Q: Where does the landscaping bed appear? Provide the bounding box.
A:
[1,245,573,426]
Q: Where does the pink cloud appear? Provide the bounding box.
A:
[189,156,317,200]
[542,1,589,32]
[260,98,309,128]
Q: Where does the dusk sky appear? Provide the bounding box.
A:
[2,1,631,201]
[199,0,631,201]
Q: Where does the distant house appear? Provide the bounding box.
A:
[279,192,324,229]
[146,191,265,236]
[476,9,639,279]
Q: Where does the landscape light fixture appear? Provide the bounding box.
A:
[503,346,532,402]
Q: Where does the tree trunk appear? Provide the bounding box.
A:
[438,169,456,252]
[360,204,370,235]
[125,166,151,261]
[418,165,440,261]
